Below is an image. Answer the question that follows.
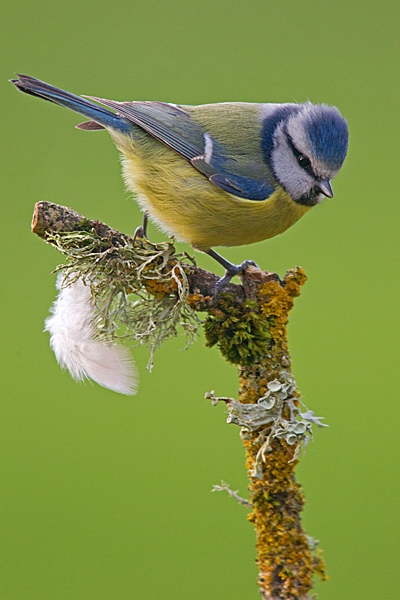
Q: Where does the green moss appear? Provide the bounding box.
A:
[76,218,95,232]
[204,294,271,366]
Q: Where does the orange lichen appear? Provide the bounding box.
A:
[141,261,184,297]
[244,436,326,598]
[142,276,177,297]
[258,267,307,354]
[236,267,326,599]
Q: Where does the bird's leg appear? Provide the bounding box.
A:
[206,249,259,294]
[132,212,148,243]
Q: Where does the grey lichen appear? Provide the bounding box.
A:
[46,229,201,369]
[206,377,328,478]
[211,481,252,508]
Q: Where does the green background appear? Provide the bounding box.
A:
[1,1,399,598]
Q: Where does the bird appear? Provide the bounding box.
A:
[11,74,348,289]
[12,75,349,395]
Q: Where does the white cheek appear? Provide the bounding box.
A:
[271,134,314,199]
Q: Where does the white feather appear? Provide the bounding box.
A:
[44,274,138,395]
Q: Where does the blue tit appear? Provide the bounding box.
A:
[12,75,348,285]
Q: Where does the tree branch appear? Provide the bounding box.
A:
[32,201,246,303]
[32,200,327,599]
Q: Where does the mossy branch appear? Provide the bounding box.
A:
[32,201,244,303]
[32,201,327,599]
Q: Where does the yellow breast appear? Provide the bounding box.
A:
[112,130,310,251]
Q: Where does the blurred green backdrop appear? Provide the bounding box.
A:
[1,1,399,598]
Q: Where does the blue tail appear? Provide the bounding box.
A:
[11,74,130,133]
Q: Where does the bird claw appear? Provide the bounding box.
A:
[132,225,146,244]
[214,260,259,296]
[238,260,259,272]
[132,213,149,244]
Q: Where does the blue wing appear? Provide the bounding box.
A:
[86,97,275,201]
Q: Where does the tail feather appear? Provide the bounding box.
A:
[45,275,138,396]
[11,74,130,132]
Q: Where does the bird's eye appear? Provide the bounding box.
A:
[297,154,311,168]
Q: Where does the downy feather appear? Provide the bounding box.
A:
[44,275,138,395]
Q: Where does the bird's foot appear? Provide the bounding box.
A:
[132,213,149,244]
[205,249,260,296]
[214,260,259,296]
[132,224,146,243]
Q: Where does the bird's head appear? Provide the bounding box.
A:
[265,103,348,206]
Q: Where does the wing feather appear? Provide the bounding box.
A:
[85,97,202,160]
[85,97,274,200]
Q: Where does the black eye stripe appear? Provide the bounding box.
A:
[285,133,316,177]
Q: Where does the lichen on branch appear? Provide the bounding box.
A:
[44,227,201,369]
[32,201,328,600]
